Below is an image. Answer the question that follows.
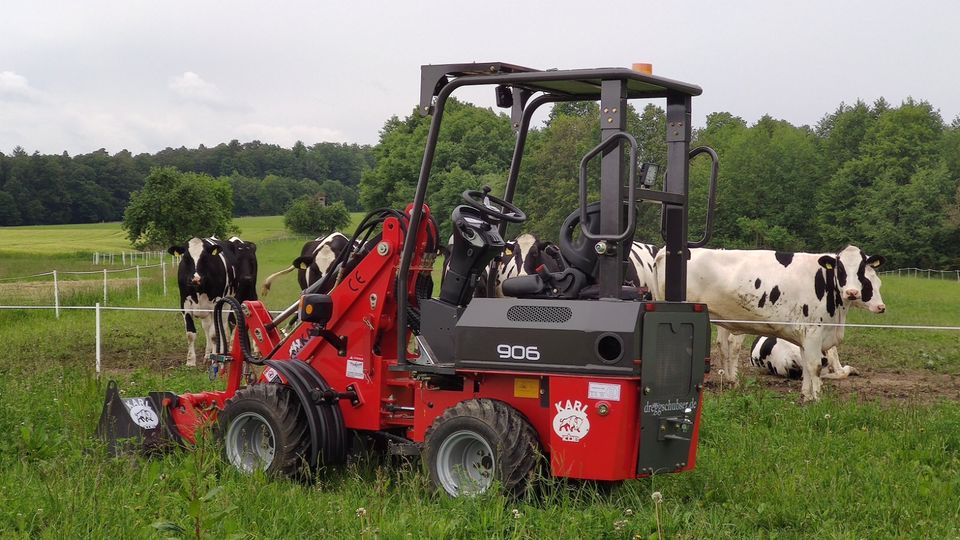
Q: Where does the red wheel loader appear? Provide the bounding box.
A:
[98,62,719,497]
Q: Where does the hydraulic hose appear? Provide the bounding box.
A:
[214,296,263,365]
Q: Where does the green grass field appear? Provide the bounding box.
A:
[1,220,959,538]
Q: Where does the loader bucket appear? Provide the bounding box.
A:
[96,380,181,455]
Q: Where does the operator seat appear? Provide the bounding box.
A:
[501,202,643,300]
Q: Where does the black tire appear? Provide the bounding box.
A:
[218,383,310,478]
[424,399,540,497]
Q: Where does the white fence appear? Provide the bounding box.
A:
[0,261,171,318]
[91,250,169,266]
[880,268,960,280]
[1,304,959,378]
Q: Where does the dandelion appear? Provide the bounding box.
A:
[512,508,522,519]
[824,413,831,420]
[614,519,628,531]
[624,508,634,516]
[651,491,663,503]
[356,507,367,518]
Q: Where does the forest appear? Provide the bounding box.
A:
[0,140,373,224]
[2,96,959,268]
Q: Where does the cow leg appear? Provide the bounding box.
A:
[799,339,825,401]
[715,327,742,386]
[198,314,215,364]
[184,312,197,367]
[820,347,858,379]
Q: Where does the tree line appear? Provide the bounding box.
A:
[4,96,959,268]
[362,98,960,269]
[0,140,372,226]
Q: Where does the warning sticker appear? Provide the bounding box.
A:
[346,359,365,380]
[587,382,621,402]
[513,378,539,399]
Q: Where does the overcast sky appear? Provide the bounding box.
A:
[1,1,957,156]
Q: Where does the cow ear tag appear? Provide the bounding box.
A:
[870,260,881,268]
[298,261,309,270]
[210,247,221,256]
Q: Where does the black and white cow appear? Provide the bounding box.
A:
[654,245,885,401]
[626,242,658,295]
[750,336,834,380]
[260,232,354,296]
[493,233,565,296]
[228,236,258,302]
[168,236,257,366]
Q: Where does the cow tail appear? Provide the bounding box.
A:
[260,265,296,297]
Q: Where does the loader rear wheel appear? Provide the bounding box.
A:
[424,399,540,497]
[219,383,310,478]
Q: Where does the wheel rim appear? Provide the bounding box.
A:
[225,411,276,473]
[436,429,495,496]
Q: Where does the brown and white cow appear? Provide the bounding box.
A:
[654,245,885,401]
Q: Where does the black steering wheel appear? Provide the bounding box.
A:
[461,187,526,224]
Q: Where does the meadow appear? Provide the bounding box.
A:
[0,219,958,538]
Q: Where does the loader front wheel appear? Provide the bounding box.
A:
[424,399,540,497]
[219,383,310,478]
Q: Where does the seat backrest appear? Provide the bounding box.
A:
[558,202,601,280]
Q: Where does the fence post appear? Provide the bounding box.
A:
[103,268,108,305]
[95,302,101,377]
[162,260,167,296]
[53,270,60,319]
[136,265,141,301]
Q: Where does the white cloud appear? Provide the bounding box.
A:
[0,71,40,101]
[168,71,233,108]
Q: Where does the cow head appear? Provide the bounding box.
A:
[817,245,886,313]
[293,232,353,292]
[230,239,258,286]
[169,238,223,291]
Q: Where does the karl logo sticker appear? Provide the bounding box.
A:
[552,400,590,442]
[124,398,159,429]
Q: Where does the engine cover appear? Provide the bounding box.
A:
[454,298,647,376]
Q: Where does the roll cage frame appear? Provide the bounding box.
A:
[397,62,706,365]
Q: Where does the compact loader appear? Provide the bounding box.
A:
[99,61,718,496]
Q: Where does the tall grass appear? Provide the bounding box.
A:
[1,221,959,537]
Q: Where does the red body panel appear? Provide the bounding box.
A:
[413,372,653,481]
[162,203,703,481]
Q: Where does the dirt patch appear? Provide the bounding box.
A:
[708,366,960,404]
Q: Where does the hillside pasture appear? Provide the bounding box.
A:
[0,220,959,537]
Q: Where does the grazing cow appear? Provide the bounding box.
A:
[654,245,885,401]
[168,237,258,366]
[260,232,354,296]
